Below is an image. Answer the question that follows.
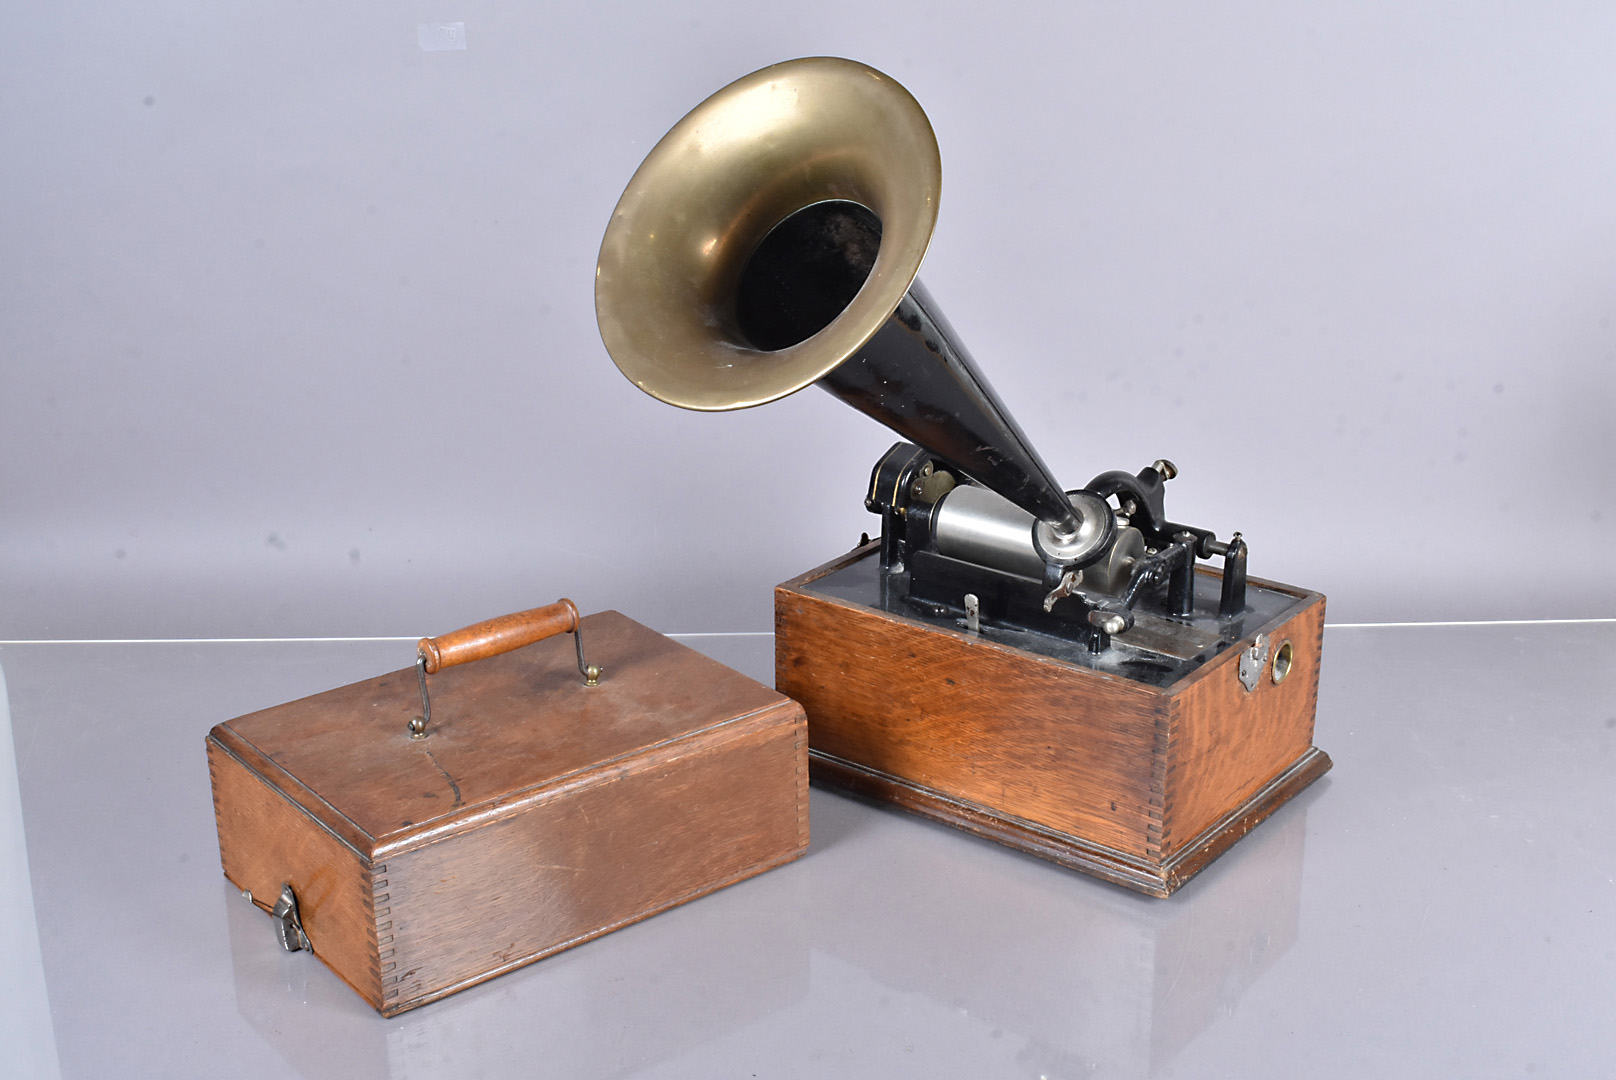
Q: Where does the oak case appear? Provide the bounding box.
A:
[209,611,808,1015]
[776,543,1329,897]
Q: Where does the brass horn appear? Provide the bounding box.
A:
[595,57,1107,566]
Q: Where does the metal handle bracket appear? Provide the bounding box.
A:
[410,600,601,739]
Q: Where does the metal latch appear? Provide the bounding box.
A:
[271,882,310,952]
[1237,633,1270,693]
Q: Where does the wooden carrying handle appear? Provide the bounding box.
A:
[418,599,581,674]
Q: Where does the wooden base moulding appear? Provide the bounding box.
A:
[209,611,808,1015]
[775,544,1330,897]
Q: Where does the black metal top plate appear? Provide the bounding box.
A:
[801,550,1313,689]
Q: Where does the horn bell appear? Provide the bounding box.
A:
[595,56,1095,557]
[595,56,940,411]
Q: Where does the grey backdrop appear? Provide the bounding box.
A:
[4,1,1614,641]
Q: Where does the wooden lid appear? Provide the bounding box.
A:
[209,612,790,856]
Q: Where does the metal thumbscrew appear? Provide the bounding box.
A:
[1088,610,1129,636]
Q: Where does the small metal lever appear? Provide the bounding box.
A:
[1042,569,1083,613]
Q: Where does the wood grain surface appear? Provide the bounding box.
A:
[1162,593,1327,856]
[208,738,382,1008]
[775,546,1329,895]
[216,612,788,844]
[777,583,1166,858]
[810,747,1329,897]
[209,610,809,1014]
[379,704,805,1011]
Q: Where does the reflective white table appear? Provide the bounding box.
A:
[2,622,1612,1079]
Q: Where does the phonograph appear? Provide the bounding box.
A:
[595,57,1330,896]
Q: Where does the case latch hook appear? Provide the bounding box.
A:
[271,882,311,952]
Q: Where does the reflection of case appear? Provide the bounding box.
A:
[779,543,1328,897]
[222,870,814,1080]
[208,610,807,1015]
[808,784,1314,1080]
